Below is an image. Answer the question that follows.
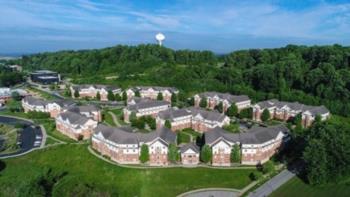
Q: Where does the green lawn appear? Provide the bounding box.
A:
[102,111,116,126]
[0,124,19,154]
[269,177,350,197]
[177,132,191,144]
[0,144,256,197]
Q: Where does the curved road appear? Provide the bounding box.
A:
[0,116,43,158]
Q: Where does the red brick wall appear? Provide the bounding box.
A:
[149,153,168,166]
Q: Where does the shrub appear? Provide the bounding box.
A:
[261,109,271,122]
[226,104,238,117]
[139,144,149,163]
[199,98,207,108]
[157,92,163,100]
[200,145,212,163]
[262,161,275,174]
[230,144,241,163]
[168,143,179,163]
[164,120,171,129]
[249,171,263,181]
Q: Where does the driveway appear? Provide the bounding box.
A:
[247,169,296,197]
[0,116,43,158]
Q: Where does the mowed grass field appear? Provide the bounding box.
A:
[0,144,256,197]
[270,176,350,197]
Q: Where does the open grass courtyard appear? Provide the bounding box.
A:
[0,144,256,197]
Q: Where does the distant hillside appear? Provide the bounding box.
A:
[17,44,350,117]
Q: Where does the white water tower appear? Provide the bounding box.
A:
[155,33,165,46]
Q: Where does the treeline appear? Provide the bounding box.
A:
[0,65,24,87]
[17,44,350,116]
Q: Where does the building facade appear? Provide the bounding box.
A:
[30,70,60,84]
[70,85,121,101]
[92,125,176,165]
[125,86,179,102]
[156,107,230,132]
[65,105,102,122]
[252,99,330,127]
[55,111,98,140]
[194,92,251,112]
[205,125,290,166]
[123,98,170,122]
[180,143,200,165]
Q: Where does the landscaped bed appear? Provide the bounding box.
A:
[0,144,257,196]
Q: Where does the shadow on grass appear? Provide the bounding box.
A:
[0,160,6,172]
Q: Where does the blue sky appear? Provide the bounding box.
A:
[0,0,350,54]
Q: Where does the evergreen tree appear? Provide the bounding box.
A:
[239,107,253,119]
[261,109,271,122]
[230,144,241,163]
[139,144,149,163]
[164,120,172,129]
[200,145,212,163]
[96,91,101,100]
[199,98,207,108]
[171,93,177,106]
[115,94,122,101]
[168,143,179,163]
[107,90,115,101]
[74,90,80,98]
[215,101,224,113]
[122,91,127,101]
[188,97,195,106]
[226,104,238,117]
[135,90,141,97]
[157,92,163,100]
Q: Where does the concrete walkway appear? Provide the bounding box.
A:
[247,169,296,197]
[108,111,121,126]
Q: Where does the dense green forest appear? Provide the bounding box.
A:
[15,44,350,117]
[0,65,24,87]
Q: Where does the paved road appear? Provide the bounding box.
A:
[0,116,43,158]
[183,190,239,197]
[247,169,296,197]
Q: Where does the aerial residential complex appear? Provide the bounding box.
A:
[194,92,251,112]
[123,98,170,122]
[126,86,179,102]
[92,125,176,165]
[156,107,230,132]
[20,88,330,166]
[70,84,121,101]
[252,99,330,127]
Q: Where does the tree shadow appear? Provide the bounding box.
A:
[0,160,6,172]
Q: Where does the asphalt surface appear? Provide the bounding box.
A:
[247,169,296,197]
[0,116,43,158]
[183,190,239,197]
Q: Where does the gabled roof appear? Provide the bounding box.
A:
[22,96,47,106]
[72,84,120,91]
[205,124,289,146]
[126,99,170,111]
[50,99,75,107]
[133,86,179,93]
[255,99,330,116]
[58,111,90,127]
[157,108,192,121]
[197,92,250,103]
[66,105,100,113]
[186,107,228,122]
[180,142,200,153]
[93,125,176,145]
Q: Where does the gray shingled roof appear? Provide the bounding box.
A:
[186,107,227,122]
[255,99,330,116]
[133,86,179,93]
[157,108,192,121]
[180,142,200,153]
[66,105,100,113]
[23,96,47,106]
[205,124,289,145]
[127,99,170,112]
[51,99,75,107]
[58,111,90,128]
[72,84,120,91]
[94,124,176,145]
[198,92,250,103]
